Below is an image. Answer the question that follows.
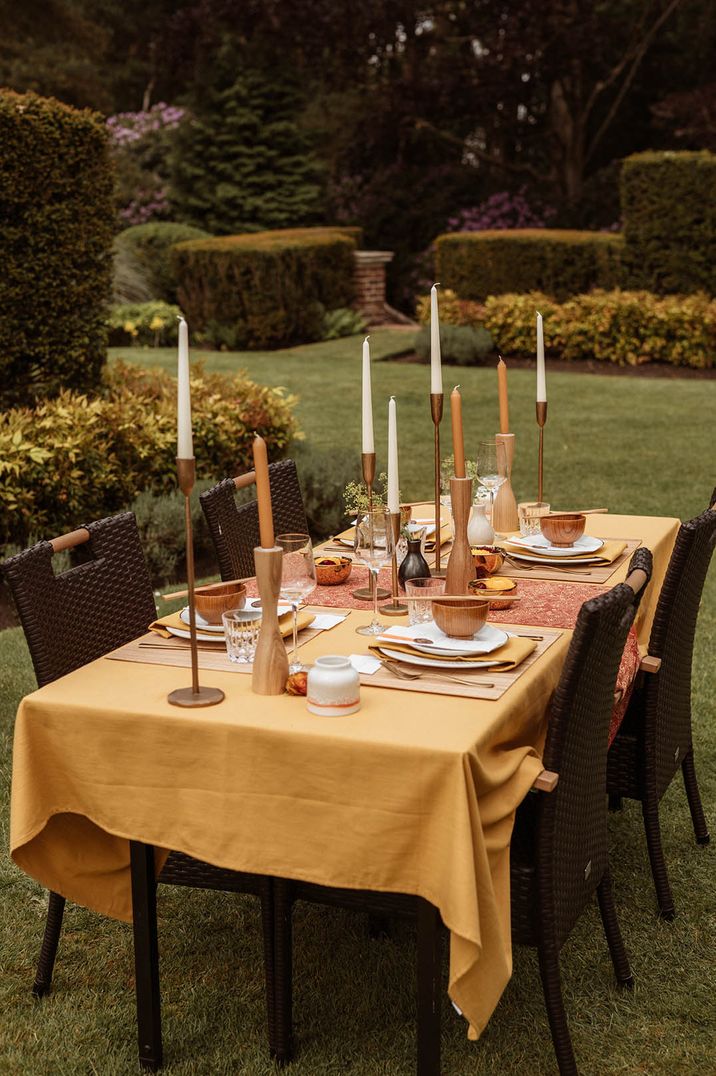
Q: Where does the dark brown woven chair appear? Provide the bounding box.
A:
[269,548,653,1076]
[607,497,716,919]
[2,513,275,1071]
[200,459,308,580]
[510,546,652,1075]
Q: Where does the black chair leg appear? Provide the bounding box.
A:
[272,878,294,1064]
[682,750,710,845]
[416,899,441,1076]
[641,798,675,920]
[130,841,162,1071]
[596,867,633,988]
[33,891,66,997]
[608,794,623,812]
[259,879,277,1057]
[537,943,578,1076]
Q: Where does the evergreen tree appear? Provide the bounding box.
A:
[169,62,323,234]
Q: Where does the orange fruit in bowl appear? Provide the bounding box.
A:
[470,546,505,576]
[468,575,517,609]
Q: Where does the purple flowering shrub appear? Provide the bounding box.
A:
[447,188,556,232]
[106,103,185,225]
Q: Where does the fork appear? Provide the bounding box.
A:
[379,659,494,689]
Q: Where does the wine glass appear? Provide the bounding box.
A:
[476,440,507,532]
[353,510,395,636]
[276,533,316,673]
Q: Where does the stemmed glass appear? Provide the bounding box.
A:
[276,533,316,673]
[476,440,507,532]
[353,510,395,637]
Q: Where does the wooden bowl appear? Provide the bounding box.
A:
[540,513,586,548]
[469,576,517,610]
[431,598,489,639]
[195,580,247,624]
[471,546,505,576]
[314,555,352,586]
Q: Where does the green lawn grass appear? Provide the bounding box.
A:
[1,338,714,1073]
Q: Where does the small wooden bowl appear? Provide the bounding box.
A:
[431,598,489,639]
[469,576,517,610]
[195,581,247,624]
[540,513,586,547]
[314,555,352,586]
[471,546,505,576]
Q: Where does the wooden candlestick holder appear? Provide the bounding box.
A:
[352,451,390,602]
[445,475,474,594]
[431,393,444,574]
[381,511,408,616]
[492,432,519,534]
[536,401,548,504]
[168,457,225,708]
[251,546,289,695]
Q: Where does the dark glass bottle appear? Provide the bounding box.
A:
[398,535,431,589]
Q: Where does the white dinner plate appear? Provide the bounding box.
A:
[179,607,225,632]
[376,621,508,656]
[505,550,605,566]
[378,646,502,671]
[509,534,604,557]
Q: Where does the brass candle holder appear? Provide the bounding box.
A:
[381,511,408,616]
[536,401,548,504]
[352,450,389,602]
[168,457,225,708]
[431,393,444,574]
[492,432,519,534]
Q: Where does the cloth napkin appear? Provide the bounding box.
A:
[149,608,315,640]
[503,537,627,565]
[369,634,536,670]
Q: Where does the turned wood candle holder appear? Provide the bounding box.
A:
[251,546,289,695]
[492,432,519,534]
[445,475,474,595]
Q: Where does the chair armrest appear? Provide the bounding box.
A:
[532,770,559,793]
[640,655,662,674]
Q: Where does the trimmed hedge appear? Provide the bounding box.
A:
[0,90,115,408]
[0,362,301,547]
[435,229,624,302]
[115,221,212,303]
[622,151,716,295]
[414,324,494,366]
[420,288,715,369]
[172,227,360,349]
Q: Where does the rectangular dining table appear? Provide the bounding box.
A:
[9,512,679,1039]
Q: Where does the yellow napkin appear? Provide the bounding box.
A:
[370,634,536,670]
[503,538,627,565]
[149,608,314,640]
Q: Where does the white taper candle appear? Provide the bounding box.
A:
[177,316,193,458]
[536,311,547,403]
[361,335,374,454]
[430,283,443,394]
[387,396,399,514]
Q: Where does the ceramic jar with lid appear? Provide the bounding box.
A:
[307,655,361,716]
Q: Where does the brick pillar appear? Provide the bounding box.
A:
[353,250,394,322]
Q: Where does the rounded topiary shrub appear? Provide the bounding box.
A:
[0,90,115,408]
[114,221,212,303]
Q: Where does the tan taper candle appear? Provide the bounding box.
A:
[252,434,274,548]
[450,385,465,478]
[497,357,509,434]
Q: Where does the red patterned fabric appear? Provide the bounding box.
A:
[245,569,639,744]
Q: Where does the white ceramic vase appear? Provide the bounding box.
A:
[307,655,361,717]
[467,502,495,547]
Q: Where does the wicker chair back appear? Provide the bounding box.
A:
[200,458,308,581]
[2,512,156,688]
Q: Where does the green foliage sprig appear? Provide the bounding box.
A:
[108,301,182,346]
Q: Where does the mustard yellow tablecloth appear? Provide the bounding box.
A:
[9,513,679,1040]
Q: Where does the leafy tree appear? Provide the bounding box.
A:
[169,60,322,234]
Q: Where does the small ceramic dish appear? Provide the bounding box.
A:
[540,513,586,547]
[314,555,352,586]
[431,598,489,639]
[195,580,247,624]
[468,576,518,610]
